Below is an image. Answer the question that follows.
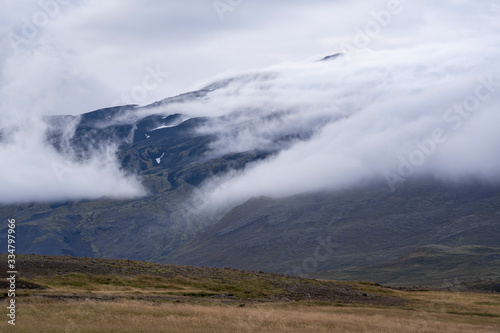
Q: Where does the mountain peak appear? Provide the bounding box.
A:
[318,53,342,62]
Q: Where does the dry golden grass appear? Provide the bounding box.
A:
[403,289,500,314]
[1,255,498,332]
[1,296,499,333]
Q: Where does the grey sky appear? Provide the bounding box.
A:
[0,0,440,119]
[1,0,498,120]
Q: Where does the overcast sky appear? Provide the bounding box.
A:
[3,0,496,120]
[1,0,499,204]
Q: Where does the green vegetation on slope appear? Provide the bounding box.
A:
[1,254,499,333]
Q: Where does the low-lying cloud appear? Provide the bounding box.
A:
[1,0,499,206]
[0,117,145,204]
[161,43,500,209]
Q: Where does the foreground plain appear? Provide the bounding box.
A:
[0,254,498,332]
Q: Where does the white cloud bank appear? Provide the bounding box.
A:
[0,0,499,205]
[172,46,500,208]
[0,118,145,204]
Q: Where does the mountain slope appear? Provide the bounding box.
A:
[0,74,290,260]
[0,58,499,288]
[165,180,500,286]
[311,244,500,288]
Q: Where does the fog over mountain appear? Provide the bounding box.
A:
[0,0,499,205]
[1,2,500,290]
[180,48,500,209]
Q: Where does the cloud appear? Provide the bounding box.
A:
[0,0,499,205]
[4,0,464,119]
[176,44,500,208]
[0,116,145,204]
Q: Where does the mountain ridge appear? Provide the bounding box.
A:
[1,61,499,288]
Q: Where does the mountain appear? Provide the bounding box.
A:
[164,180,500,286]
[319,53,342,61]
[0,73,299,262]
[1,58,499,288]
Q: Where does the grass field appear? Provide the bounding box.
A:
[1,295,499,333]
[0,254,498,332]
